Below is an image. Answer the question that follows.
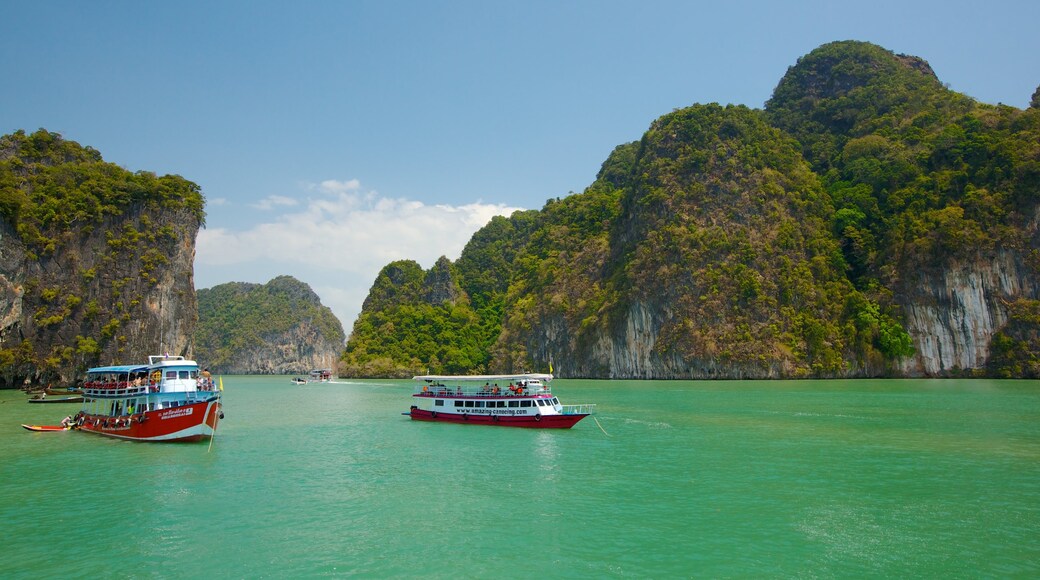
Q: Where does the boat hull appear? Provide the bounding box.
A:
[77,399,221,442]
[22,424,71,432]
[409,407,587,429]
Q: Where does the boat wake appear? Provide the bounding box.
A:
[621,418,672,429]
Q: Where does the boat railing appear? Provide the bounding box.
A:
[82,384,219,400]
[559,404,596,415]
[416,384,552,398]
[82,384,153,397]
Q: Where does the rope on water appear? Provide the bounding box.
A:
[593,415,611,437]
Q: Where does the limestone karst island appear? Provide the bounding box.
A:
[2,41,1038,386]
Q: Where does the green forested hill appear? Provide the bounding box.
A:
[343,41,1040,379]
[196,276,345,374]
[767,41,1040,280]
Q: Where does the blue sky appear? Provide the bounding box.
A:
[3,0,1038,331]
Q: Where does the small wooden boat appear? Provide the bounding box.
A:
[22,424,72,432]
[28,396,85,404]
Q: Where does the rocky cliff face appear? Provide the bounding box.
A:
[0,202,200,387]
[216,321,342,375]
[899,247,1039,375]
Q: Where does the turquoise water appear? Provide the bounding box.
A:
[2,377,1038,578]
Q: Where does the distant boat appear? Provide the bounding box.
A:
[44,355,223,442]
[291,377,308,385]
[28,396,84,404]
[407,373,595,429]
[308,369,333,383]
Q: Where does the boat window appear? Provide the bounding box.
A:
[520,400,532,407]
[464,400,474,408]
[454,401,463,407]
[552,398,560,405]
[434,400,444,407]
[166,371,176,379]
[508,401,519,408]
[496,401,506,408]
[474,401,484,408]
[179,371,189,379]
[535,400,545,406]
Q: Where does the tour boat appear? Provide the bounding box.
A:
[309,369,333,382]
[292,369,331,385]
[407,373,595,428]
[56,355,223,442]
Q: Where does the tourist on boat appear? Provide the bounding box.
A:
[60,415,72,428]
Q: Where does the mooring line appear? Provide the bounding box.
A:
[593,415,611,437]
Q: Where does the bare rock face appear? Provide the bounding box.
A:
[423,256,463,306]
[0,206,201,388]
[899,250,1040,376]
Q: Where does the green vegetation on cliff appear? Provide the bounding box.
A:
[343,41,1039,379]
[0,129,205,252]
[341,258,489,377]
[767,41,1040,283]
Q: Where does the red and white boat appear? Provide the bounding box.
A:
[407,373,595,428]
[61,355,223,442]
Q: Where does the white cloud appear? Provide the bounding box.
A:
[313,179,361,194]
[195,181,522,331]
[250,195,299,210]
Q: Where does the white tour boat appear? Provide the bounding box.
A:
[407,373,595,428]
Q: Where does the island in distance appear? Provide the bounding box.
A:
[195,276,345,375]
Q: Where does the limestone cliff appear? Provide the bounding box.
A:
[346,41,1040,379]
[195,276,345,375]
[0,130,203,388]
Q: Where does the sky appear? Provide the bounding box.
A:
[3,0,1038,333]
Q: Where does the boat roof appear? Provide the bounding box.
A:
[87,365,150,374]
[87,357,198,374]
[413,373,553,382]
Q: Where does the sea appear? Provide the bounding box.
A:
[2,377,1038,578]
